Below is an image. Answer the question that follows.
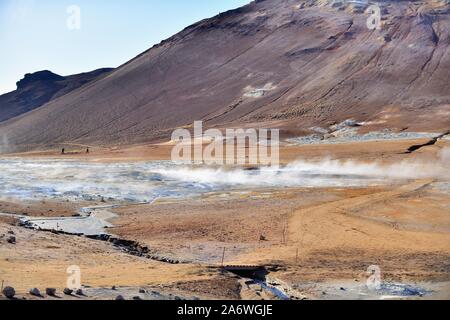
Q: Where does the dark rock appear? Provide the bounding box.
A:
[75,289,84,296]
[2,286,16,299]
[86,234,110,241]
[7,230,15,235]
[139,289,146,294]
[132,296,142,300]
[46,288,57,296]
[16,71,64,90]
[63,288,73,295]
[29,288,42,297]
[7,236,16,244]
[115,295,125,300]
[111,286,117,290]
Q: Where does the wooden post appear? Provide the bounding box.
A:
[221,247,226,267]
[281,218,288,245]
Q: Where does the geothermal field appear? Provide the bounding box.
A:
[1,131,449,300]
[0,0,449,303]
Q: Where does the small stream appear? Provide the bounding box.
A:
[16,200,160,236]
[254,280,290,300]
[18,205,119,236]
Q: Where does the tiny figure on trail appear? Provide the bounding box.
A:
[61,148,65,154]
[86,148,89,154]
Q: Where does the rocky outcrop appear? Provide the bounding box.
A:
[406,131,450,153]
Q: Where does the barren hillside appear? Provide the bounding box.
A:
[0,0,449,152]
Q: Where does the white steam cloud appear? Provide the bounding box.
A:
[0,149,448,204]
[156,152,450,187]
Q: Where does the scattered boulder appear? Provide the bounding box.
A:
[139,289,146,294]
[7,236,16,244]
[7,230,15,235]
[2,286,16,299]
[29,288,42,297]
[111,286,117,290]
[132,296,142,300]
[63,288,73,295]
[115,295,125,300]
[259,235,267,241]
[46,288,57,296]
[75,289,84,296]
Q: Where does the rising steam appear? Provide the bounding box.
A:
[156,150,450,187]
[0,148,448,203]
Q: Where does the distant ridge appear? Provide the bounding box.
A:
[0,68,113,123]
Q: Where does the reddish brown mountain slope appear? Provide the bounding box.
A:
[0,0,449,152]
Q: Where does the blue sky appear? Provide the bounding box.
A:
[0,0,250,94]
